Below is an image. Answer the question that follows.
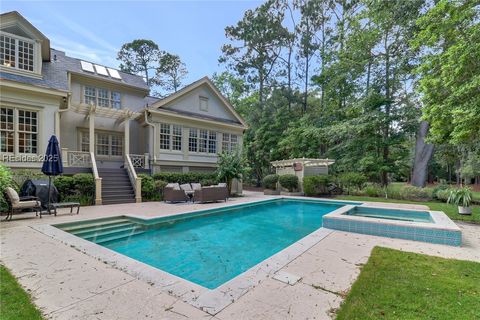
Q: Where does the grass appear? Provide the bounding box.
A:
[334,195,480,223]
[0,265,43,320]
[336,247,480,320]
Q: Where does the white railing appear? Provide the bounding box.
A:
[125,154,142,203]
[129,153,149,169]
[65,150,92,167]
[91,152,102,205]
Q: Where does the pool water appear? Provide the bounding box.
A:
[344,206,434,223]
[63,199,342,289]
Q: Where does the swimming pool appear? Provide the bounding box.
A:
[56,199,344,289]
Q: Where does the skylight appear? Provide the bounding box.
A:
[80,61,94,73]
[94,64,108,76]
[107,68,122,80]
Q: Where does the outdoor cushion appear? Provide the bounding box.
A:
[166,183,180,190]
[180,183,193,191]
[5,187,20,204]
[191,183,202,191]
[14,201,40,209]
[218,183,227,187]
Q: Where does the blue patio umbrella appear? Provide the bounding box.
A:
[42,135,63,212]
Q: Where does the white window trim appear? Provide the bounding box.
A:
[188,127,218,155]
[83,86,122,109]
[78,129,124,159]
[0,31,40,75]
[159,123,183,153]
[0,106,39,155]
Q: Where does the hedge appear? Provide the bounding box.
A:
[303,175,330,196]
[152,172,218,184]
[262,174,279,190]
[279,174,299,192]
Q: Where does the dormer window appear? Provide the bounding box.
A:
[0,33,35,72]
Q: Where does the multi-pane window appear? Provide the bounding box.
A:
[0,34,35,72]
[208,131,217,154]
[0,107,38,154]
[159,123,170,150]
[111,135,123,156]
[160,123,183,151]
[222,133,238,152]
[189,128,217,154]
[18,110,37,154]
[83,86,122,109]
[172,125,182,151]
[97,88,109,107]
[189,128,197,152]
[80,132,89,152]
[111,92,121,109]
[96,133,109,156]
[0,108,14,153]
[199,129,208,153]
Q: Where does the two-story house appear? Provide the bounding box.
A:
[0,11,247,204]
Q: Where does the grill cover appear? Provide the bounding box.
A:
[20,179,59,209]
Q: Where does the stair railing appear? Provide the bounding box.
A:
[125,154,142,203]
[90,152,102,205]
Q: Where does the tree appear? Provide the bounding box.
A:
[220,0,289,109]
[216,151,243,195]
[212,71,249,107]
[413,0,480,146]
[156,52,188,95]
[411,121,435,187]
[117,39,160,87]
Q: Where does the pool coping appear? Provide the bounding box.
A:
[32,197,345,315]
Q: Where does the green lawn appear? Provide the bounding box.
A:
[336,247,480,320]
[334,195,480,224]
[0,265,43,320]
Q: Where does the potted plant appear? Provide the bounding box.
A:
[447,187,473,215]
[262,174,280,195]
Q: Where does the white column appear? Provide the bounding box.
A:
[124,119,130,156]
[55,111,61,143]
[89,113,95,153]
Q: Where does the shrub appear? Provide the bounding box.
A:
[200,179,217,186]
[432,184,450,199]
[216,151,243,195]
[303,175,330,196]
[338,172,367,192]
[73,173,95,196]
[279,174,299,192]
[262,174,279,190]
[152,172,217,184]
[399,185,433,201]
[363,184,384,197]
[155,180,168,193]
[54,175,75,200]
[0,165,16,213]
[10,169,44,186]
[436,189,451,202]
[138,174,157,201]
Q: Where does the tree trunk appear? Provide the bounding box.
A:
[411,121,435,187]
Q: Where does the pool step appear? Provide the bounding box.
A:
[92,229,146,244]
[71,222,136,237]
[61,218,131,232]
[83,225,144,242]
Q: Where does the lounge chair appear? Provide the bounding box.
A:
[193,185,228,203]
[164,183,190,203]
[3,187,41,220]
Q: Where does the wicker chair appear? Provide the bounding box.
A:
[164,187,190,203]
[193,186,228,203]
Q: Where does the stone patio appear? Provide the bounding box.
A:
[1,191,479,319]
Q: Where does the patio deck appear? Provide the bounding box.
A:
[1,191,479,319]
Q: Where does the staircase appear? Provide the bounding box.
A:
[98,168,136,205]
[61,217,145,244]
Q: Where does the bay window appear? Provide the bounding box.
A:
[0,107,38,154]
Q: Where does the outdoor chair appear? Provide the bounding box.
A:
[164,183,190,203]
[193,185,228,203]
[3,187,41,221]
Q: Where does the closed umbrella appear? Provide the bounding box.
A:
[41,135,63,213]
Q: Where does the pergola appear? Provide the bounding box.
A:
[270,158,335,168]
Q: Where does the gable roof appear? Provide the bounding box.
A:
[149,76,248,128]
[1,11,51,61]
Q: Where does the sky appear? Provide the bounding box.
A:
[1,0,262,84]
